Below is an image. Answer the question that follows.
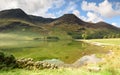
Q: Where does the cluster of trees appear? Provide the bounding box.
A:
[47,36,59,40]
[34,36,59,40]
[68,31,120,39]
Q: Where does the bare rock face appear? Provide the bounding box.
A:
[73,54,102,67]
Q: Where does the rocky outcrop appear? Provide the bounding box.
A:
[16,58,58,70]
[73,54,102,67]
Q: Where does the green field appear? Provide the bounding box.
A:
[0,68,113,75]
[0,8,120,75]
[86,38,120,45]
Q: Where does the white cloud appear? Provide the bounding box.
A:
[114,2,120,14]
[53,0,65,8]
[72,10,103,23]
[62,1,77,14]
[72,10,88,22]
[0,0,18,10]
[111,22,120,28]
[56,1,78,17]
[72,10,81,18]
[0,0,65,18]
[86,12,103,23]
[112,23,117,26]
[81,0,120,18]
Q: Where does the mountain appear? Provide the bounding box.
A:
[50,14,119,29]
[0,9,44,33]
[48,14,120,39]
[0,9,31,21]
[29,15,55,24]
[95,22,119,29]
[0,9,55,24]
[0,8,120,39]
[51,14,85,25]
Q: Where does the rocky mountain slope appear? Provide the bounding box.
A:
[0,8,120,39]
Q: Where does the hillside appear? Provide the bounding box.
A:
[0,9,31,22]
[51,14,85,25]
[0,8,120,39]
[0,9,55,24]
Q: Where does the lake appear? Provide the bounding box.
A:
[0,40,107,63]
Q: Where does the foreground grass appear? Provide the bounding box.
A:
[80,38,120,75]
[85,38,120,45]
[0,68,113,75]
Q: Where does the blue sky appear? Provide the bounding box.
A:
[0,0,120,27]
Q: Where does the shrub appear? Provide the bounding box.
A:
[33,38,41,40]
[0,52,4,62]
[47,36,59,40]
[0,52,17,70]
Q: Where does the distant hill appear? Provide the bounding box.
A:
[0,8,120,39]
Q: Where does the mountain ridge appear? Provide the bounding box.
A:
[0,8,119,28]
[0,9,31,21]
[0,8,120,39]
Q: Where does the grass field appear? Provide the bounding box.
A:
[80,38,120,75]
[84,38,120,45]
[0,68,113,75]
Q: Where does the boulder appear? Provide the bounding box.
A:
[73,54,102,67]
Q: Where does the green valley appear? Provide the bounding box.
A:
[0,9,120,75]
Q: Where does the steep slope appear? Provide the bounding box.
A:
[0,9,44,34]
[0,9,120,39]
[0,9,55,24]
[95,22,119,30]
[48,14,120,39]
[0,9,31,21]
[49,14,120,30]
[51,14,85,25]
[29,15,55,24]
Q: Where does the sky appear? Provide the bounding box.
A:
[0,0,120,27]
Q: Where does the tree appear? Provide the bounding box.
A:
[82,33,88,39]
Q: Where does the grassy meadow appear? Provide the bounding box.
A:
[0,68,113,75]
[85,38,120,45]
[0,8,120,75]
[81,39,120,75]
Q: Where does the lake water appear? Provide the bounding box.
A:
[0,40,107,63]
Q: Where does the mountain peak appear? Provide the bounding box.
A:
[58,14,80,21]
[53,14,84,25]
[0,8,30,20]
[97,21,104,23]
[61,14,78,18]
